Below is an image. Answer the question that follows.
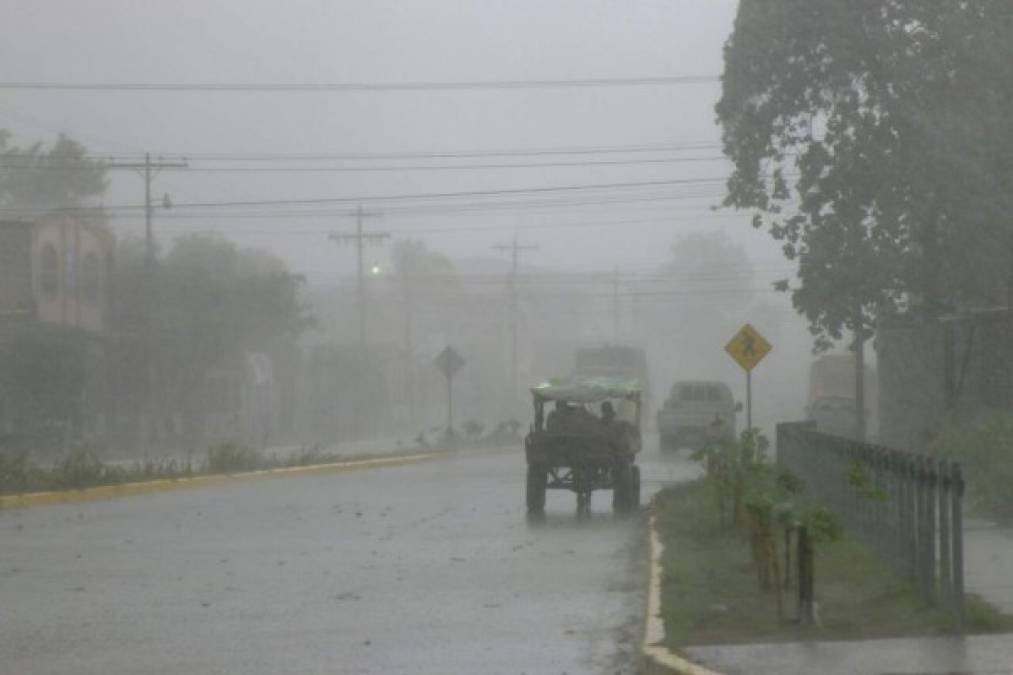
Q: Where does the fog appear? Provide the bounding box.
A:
[6,3,1008,674]
[0,0,820,449]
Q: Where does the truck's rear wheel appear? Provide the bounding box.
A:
[613,462,632,514]
[526,464,547,514]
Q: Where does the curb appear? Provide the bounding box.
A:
[0,449,461,510]
[642,512,724,675]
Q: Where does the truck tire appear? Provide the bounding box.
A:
[613,462,632,514]
[526,464,547,514]
[630,465,641,510]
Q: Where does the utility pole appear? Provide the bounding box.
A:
[107,153,188,267]
[612,267,621,342]
[493,236,538,402]
[106,153,187,445]
[330,206,387,347]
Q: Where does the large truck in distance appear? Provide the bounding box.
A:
[574,345,651,423]
[806,354,876,438]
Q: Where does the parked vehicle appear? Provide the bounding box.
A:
[524,375,642,517]
[657,380,739,452]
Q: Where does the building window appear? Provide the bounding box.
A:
[40,243,59,297]
[82,252,100,303]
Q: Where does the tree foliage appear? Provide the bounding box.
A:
[0,323,90,437]
[0,130,108,209]
[160,233,312,354]
[390,238,456,288]
[111,233,313,437]
[717,1,1013,349]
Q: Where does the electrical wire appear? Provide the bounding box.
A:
[0,141,721,163]
[0,177,733,215]
[0,75,719,93]
[0,155,729,173]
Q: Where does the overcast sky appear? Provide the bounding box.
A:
[0,1,793,285]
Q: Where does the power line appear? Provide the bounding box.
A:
[0,177,731,214]
[145,213,748,236]
[0,141,721,162]
[0,75,719,93]
[0,155,728,173]
[104,190,725,220]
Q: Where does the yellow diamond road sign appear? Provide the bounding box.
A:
[725,324,772,372]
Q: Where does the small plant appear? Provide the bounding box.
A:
[0,450,44,494]
[462,420,484,441]
[206,442,263,473]
[59,447,109,489]
[287,444,341,466]
[691,429,842,624]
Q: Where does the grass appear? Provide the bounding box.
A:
[0,428,521,498]
[0,442,397,497]
[654,479,1013,648]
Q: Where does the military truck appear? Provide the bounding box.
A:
[657,380,739,452]
[524,375,642,517]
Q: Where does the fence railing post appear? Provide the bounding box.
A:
[913,456,925,594]
[938,460,953,607]
[924,458,938,605]
[951,461,965,631]
[898,452,915,581]
[779,426,965,633]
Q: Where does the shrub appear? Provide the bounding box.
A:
[206,443,263,473]
[933,413,1013,524]
[58,447,110,489]
[0,450,36,493]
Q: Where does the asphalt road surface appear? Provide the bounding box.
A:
[0,437,699,675]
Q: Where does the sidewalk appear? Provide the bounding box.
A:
[964,516,1013,614]
[668,518,1013,675]
[683,634,1013,675]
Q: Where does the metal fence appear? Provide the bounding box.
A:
[777,422,965,629]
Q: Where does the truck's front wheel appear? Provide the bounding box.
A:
[526,464,547,514]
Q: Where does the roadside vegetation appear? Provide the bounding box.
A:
[0,443,341,496]
[654,432,1013,647]
[932,412,1013,524]
[0,421,523,497]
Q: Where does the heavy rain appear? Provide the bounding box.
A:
[1,2,1012,674]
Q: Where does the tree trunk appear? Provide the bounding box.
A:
[798,525,816,624]
[853,318,867,442]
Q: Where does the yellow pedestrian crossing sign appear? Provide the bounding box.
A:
[725,324,772,372]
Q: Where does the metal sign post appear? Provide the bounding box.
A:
[434,346,466,432]
[724,323,772,432]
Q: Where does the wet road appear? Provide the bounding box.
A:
[0,439,699,675]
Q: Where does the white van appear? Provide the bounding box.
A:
[657,380,739,452]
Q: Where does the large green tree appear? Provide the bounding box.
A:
[111,233,313,443]
[717,1,1013,352]
[0,131,108,209]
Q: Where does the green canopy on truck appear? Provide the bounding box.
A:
[531,375,641,403]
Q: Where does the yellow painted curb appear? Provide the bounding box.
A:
[0,450,455,510]
[642,512,724,675]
